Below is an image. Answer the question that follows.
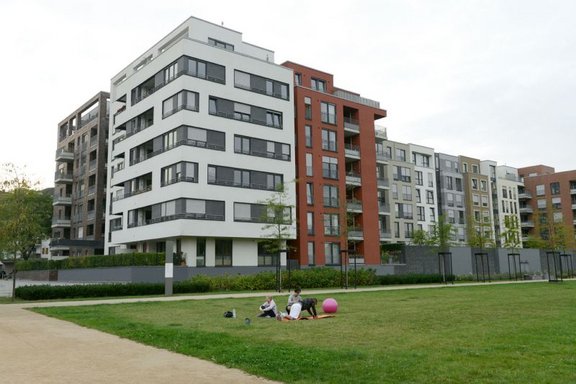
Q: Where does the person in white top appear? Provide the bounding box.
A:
[257,296,277,318]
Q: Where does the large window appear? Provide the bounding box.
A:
[234,135,290,161]
[234,70,289,100]
[307,212,314,235]
[306,153,313,176]
[304,97,312,120]
[323,185,339,207]
[196,238,206,267]
[307,242,315,266]
[324,242,340,265]
[161,162,198,186]
[306,183,314,205]
[324,214,340,236]
[536,184,545,196]
[207,165,282,191]
[305,125,312,147]
[320,102,336,124]
[209,97,283,128]
[550,182,560,195]
[322,156,338,179]
[311,78,326,92]
[215,239,233,266]
[258,242,275,266]
[321,129,337,151]
[162,90,199,118]
[208,37,234,51]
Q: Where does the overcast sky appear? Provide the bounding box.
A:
[1,0,575,188]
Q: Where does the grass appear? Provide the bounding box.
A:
[33,282,576,384]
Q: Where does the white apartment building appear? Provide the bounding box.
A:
[105,17,296,267]
[409,144,437,235]
[480,161,523,248]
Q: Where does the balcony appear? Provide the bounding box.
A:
[343,117,359,132]
[378,202,390,214]
[519,206,533,214]
[55,148,74,162]
[521,221,535,228]
[346,200,362,212]
[344,144,360,158]
[54,171,73,184]
[348,227,364,240]
[51,218,71,228]
[377,177,389,189]
[379,231,392,240]
[518,191,532,199]
[53,195,72,206]
[376,151,391,163]
[333,89,380,109]
[346,172,361,186]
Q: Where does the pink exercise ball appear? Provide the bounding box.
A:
[322,298,338,313]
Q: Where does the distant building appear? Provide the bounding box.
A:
[518,165,576,246]
[105,17,296,267]
[435,153,466,243]
[52,91,110,257]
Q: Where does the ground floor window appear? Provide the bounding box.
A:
[215,239,233,266]
[257,242,275,266]
[196,238,206,267]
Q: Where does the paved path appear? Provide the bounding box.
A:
[1,279,552,383]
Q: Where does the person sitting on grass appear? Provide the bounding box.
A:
[285,287,302,313]
[257,295,277,318]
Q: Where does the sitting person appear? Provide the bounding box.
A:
[281,300,302,320]
[300,297,318,318]
[257,296,277,318]
[285,287,302,313]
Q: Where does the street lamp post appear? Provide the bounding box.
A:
[340,249,349,289]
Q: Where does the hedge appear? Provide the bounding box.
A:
[15,253,183,271]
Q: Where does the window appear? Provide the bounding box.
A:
[161,162,198,186]
[215,239,233,266]
[550,182,560,195]
[305,125,312,147]
[307,212,314,235]
[446,193,454,207]
[234,70,289,100]
[392,184,398,199]
[426,190,434,204]
[258,242,275,266]
[306,153,313,176]
[207,165,282,191]
[196,238,206,267]
[395,148,406,161]
[417,206,426,221]
[320,102,336,124]
[208,37,234,51]
[472,164,479,174]
[209,96,282,128]
[473,194,480,206]
[429,207,436,222]
[234,203,273,223]
[306,183,314,205]
[537,199,546,209]
[295,73,302,86]
[472,178,478,190]
[455,194,463,207]
[311,78,326,92]
[536,184,545,196]
[446,176,453,190]
[404,223,414,238]
[307,242,315,266]
[416,189,421,203]
[304,97,312,120]
[395,203,413,219]
[163,61,179,83]
[480,180,487,192]
[455,178,463,191]
[322,156,338,179]
[322,129,337,151]
[323,185,339,207]
[481,195,489,207]
[552,197,561,209]
[402,185,412,201]
[324,214,339,236]
[162,90,199,118]
[415,171,423,186]
[234,135,290,161]
[324,242,340,265]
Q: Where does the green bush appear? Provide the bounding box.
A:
[16,253,169,271]
[378,274,453,285]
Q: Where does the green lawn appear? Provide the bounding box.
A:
[34,282,576,384]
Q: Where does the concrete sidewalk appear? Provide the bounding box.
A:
[2,280,551,383]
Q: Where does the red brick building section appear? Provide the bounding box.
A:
[518,165,576,245]
[282,62,386,267]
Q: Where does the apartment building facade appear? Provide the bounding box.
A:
[105,17,296,267]
[409,144,437,235]
[52,91,110,256]
[517,165,576,247]
[281,62,386,267]
[435,153,466,243]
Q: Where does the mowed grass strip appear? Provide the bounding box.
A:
[34,282,576,384]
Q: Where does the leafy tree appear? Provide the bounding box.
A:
[0,163,52,299]
[501,215,522,251]
[260,183,295,292]
[467,215,495,250]
[411,228,431,246]
[428,214,455,253]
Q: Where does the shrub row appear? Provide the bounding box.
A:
[378,273,454,285]
[16,253,183,271]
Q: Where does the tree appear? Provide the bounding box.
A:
[260,183,294,291]
[467,215,495,250]
[501,215,522,251]
[428,214,455,253]
[0,163,52,299]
